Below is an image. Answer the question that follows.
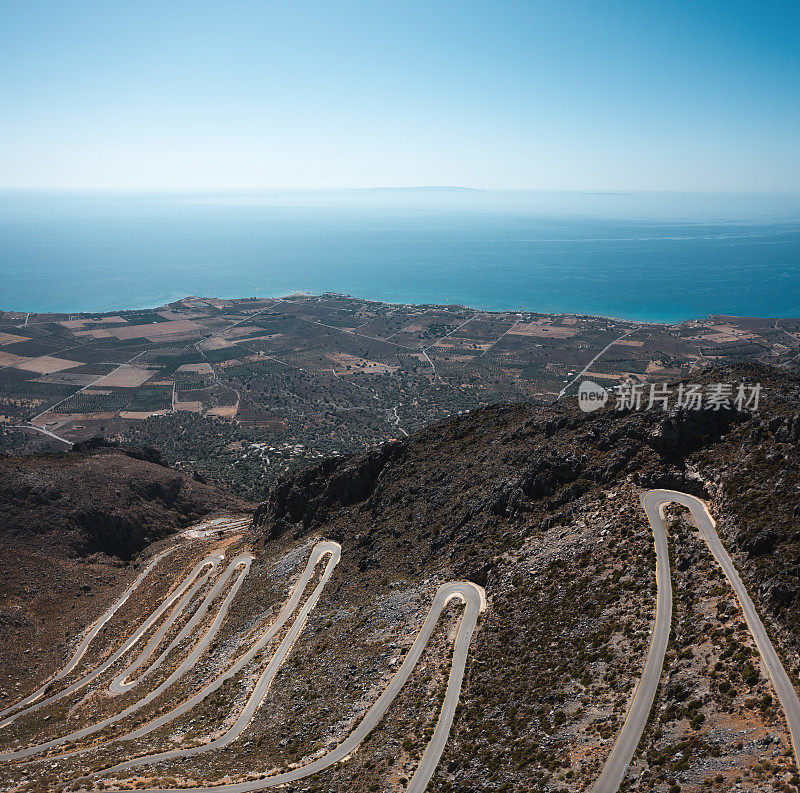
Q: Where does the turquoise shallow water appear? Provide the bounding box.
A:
[0,190,798,323]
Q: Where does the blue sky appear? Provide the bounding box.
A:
[1,0,798,190]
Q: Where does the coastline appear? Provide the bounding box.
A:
[0,291,690,328]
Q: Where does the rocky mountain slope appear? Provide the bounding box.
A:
[0,443,249,559]
[246,362,800,793]
[0,363,798,793]
[0,445,250,712]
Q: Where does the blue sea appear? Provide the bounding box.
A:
[0,190,798,324]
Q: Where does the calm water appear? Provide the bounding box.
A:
[1,190,798,323]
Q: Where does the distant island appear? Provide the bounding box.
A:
[356,185,484,192]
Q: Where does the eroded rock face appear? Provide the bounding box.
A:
[774,413,800,443]
[254,440,408,538]
[759,577,798,611]
[647,405,745,459]
[743,528,781,556]
[253,362,800,638]
[0,448,249,559]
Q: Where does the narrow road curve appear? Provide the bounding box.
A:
[592,489,800,793]
[3,538,485,793]
[118,541,341,743]
[389,404,409,436]
[0,547,177,723]
[421,347,438,381]
[0,553,223,734]
[5,490,798,793]
[0,544,336,762]
[106,542,344,767]
[99,581,486,793]
[0,555,253,762]
[108,556,222,693]
[109,553,253,694]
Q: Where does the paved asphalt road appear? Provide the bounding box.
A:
[588,491,673,793]
[0,542,342,762]
[9,489,794,793]
[592,489,800,793]
[0,543,340,764]
[120,541,342,743]
[0,555,254,762]
[109,553,252,694]
[672,490,800,773]
[0,546,179,725]
[3,537,484,793]
[0,552,225,759]
[105,581,485,793]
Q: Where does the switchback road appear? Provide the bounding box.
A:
[591,489,800,793]
[103,581,485,793]
[0,537,485,793]
[16,489,794,793]
[0,542,486,793]
[0,546,178,725]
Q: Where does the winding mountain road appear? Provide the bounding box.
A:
[0,546,179,725]
[5,489,793,793]
[0,534,485,793]
[1,515,263,730]
[0,552,224,750]
[0,545,326,761]
[103,581,485,793]
[109,553,252,695]
[591,489,800,793]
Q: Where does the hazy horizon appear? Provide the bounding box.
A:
[2,189,798,321]
[2,187,798,223]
